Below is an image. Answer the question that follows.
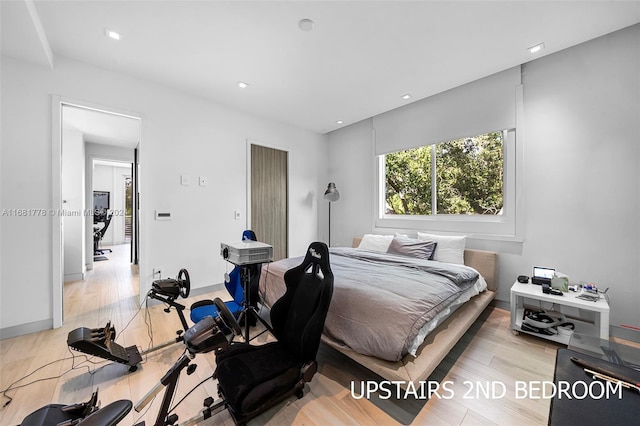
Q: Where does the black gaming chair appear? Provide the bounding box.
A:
[214,241,334,425]
[94,212,113,256]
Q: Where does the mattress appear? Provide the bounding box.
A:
[260,247,484,362]
[407,274,487,356]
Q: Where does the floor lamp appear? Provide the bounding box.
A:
[323,183,340,246]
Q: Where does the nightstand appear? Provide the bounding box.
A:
[510,280,610,344]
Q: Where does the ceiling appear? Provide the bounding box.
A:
[63,104,141,148]
[2,1,640,137]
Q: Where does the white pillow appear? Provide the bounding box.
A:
[357,234,394,252]
[416,232,466,264]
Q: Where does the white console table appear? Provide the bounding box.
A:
[510,280,610,345]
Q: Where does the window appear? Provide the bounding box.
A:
[377,129,519,240]
[384,131,504,216]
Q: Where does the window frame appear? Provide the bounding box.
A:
[375,128,522,241]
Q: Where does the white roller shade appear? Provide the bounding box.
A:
[373,66,521,155]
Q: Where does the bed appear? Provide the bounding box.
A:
[259,235,497,385]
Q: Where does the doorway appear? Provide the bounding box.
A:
[250,143,288,261]
[91,158,134,264]
[53,98,142,327]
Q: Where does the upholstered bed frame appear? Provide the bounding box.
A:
[319,237,498,385]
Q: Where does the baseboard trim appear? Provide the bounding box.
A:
[611,325,640,343]
[64,272,84,282]
[189,282,225,298]
[0,318,53,340]
[492,299,510,311]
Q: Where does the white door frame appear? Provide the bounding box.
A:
[51,95,143,327]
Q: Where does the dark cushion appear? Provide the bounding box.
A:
[387,235,437,260]
[21,404,79,426]
[216,342,301,415]
[76,400,132,426]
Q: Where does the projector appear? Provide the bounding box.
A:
[220,240,273,265]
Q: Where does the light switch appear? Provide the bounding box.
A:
[181,175,190,186]
[199,176,208,186]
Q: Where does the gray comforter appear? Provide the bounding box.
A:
[260,247,479,362]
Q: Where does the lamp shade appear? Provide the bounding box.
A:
[323,183,340,202]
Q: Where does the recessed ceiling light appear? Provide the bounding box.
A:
[528,42,545,54]
[105,28,120,40]
[237,81,249,89]
[298,19,314,31]
[336,120,343,125]
[401,94,412,100]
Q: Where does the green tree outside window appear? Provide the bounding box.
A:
[384,131,504,216]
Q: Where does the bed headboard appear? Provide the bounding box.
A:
[351,237,497,292]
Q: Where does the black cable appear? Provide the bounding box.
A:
[602,287,611,305]
[109,289,156,366]
[1,348,109,407]
[168,374,210,416]
[116,289,151,340]
[3,289,169,409]
[144,294,154,352]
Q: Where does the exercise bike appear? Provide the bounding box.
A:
[21,297,240,426]
[134,297,242,425]
[26,241,334,426]
[67,269,192,372]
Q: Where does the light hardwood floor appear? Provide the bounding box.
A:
[1,244,567,425]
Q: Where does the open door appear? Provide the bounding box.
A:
[131,147,139,264]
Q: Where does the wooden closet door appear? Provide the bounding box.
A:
[251,144,288,261]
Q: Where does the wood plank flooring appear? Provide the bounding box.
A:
[1,244,568,425]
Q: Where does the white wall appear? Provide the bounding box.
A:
[0,55,327,334]
[325,118,376,247]
[327,24,640,333]
[62,127,85,281]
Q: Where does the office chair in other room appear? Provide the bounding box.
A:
[213,241,334,425]
[94,212,113,256]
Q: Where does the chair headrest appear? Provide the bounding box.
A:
[300,242,331,274]
[307,240,328,260]
[242,230,257,241]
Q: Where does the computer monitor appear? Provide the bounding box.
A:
[93,191,110,222]
[532,266,555,285]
